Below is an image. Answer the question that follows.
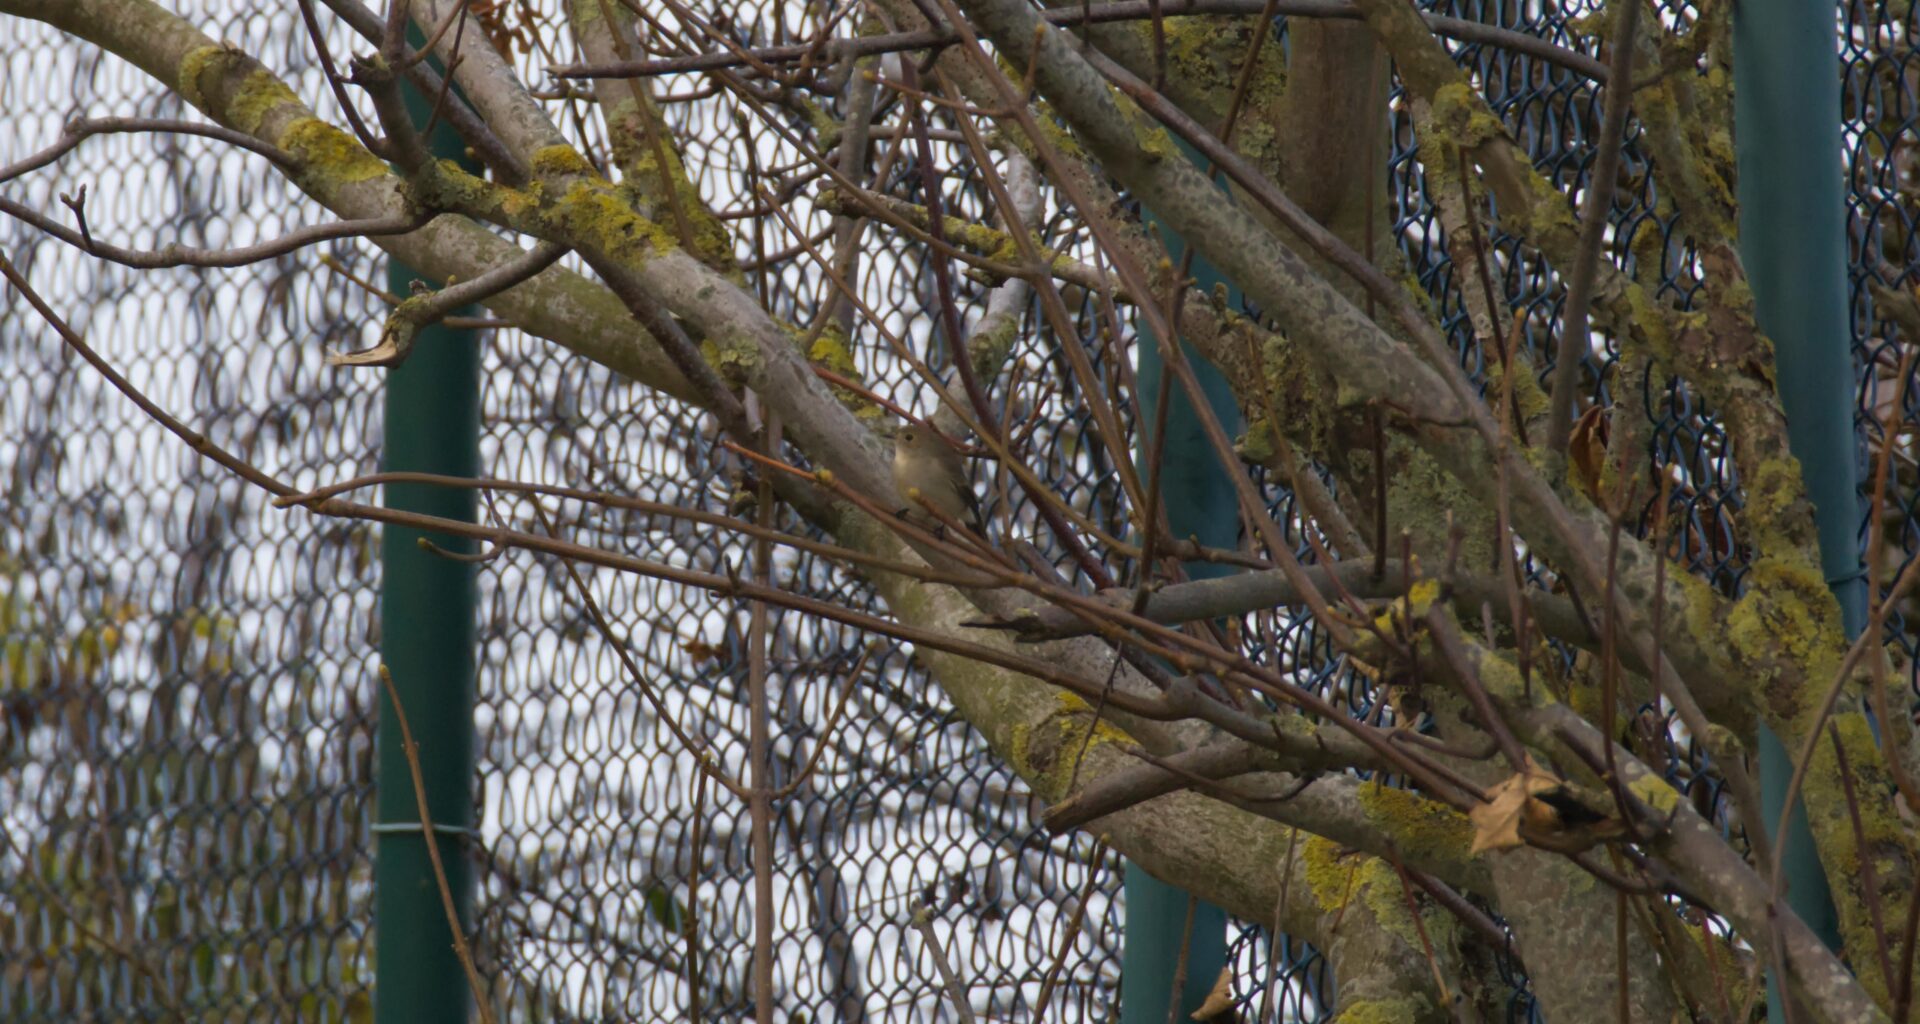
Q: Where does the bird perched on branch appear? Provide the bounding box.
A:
[892,423,983,534]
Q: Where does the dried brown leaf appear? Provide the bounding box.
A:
[1191,967,1237,1021]
[1568,403,1609,503]
[1469,755,1562,854]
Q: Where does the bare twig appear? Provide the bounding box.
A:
[377,665,498,1024]
[1545,0,1641,452]
[1031,837,1110,1024]
[747,407,779,1024]
[0,116,294,185]
[910,903,979,1024]
[0,197,429,269]
[330,241,571,367]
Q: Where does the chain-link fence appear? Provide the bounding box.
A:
[2,1,1917,1021]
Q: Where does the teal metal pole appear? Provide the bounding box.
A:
[1733,0,1857,1004]
[374,44,482,1024]
[1121,156,1238,1024]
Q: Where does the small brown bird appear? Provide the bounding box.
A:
[892,424,983,532]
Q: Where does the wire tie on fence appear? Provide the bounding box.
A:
[371,820,474,838]
[1827,566,1869,589]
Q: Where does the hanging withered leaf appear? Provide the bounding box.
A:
[1191,967,1238,1021]
[1469,755,1564,854]
[1568,403,1609,503]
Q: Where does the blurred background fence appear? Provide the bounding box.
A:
[1,0,1916,1021]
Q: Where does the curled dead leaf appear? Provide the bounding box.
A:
[1568,403,1608,503]
[1468,755,1563,855]
[1192,967,1236,1021]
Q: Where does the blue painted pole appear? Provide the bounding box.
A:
[374,39,482,1024]
[1732,0,1858,1011]
[1122,151,1241,1024]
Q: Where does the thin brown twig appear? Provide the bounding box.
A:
[1258,828,1303,1023]
[1387,854,1458,1017]
[295,0,384,151]
[273,469,1000,589]
[1828,720,1896,989]
[317,254,519,329]
[746,435,1493,808]
[1896,855,1920,1022]
[747,174,1153,572]
[685,766,710,1024]
[1867,344,1920,814]
[0,251,296,497]
[1545,0,1641,452]
[1614,853,1630,1024]
[747,407,779,1024]
[377,665,499,1024]
[527,501,752,798]
[0,116,295,185]
[0,196,430,270]
[1163,894,1199,1024]
[929,70,1150,548]
[771,644,878,797]
[1031,836,1110,1024]
[910,903,979,1024]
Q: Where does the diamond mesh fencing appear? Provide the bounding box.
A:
[0,1,1916,1022]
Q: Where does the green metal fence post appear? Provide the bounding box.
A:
[374,48,483,1024]
[1121,160,1240,1024]
[1732,0,1858,1003]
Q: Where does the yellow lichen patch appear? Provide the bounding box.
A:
[1738,456,1815,553]
[176,44,247,113]
[1670,568,1722,656]
[1126,106,1181,166]
[227,69,301,136]
[1508,162,1582,244]
[530,144,593,178]
[803,101,844,152]
[1747,557,1840,659]
[1427,82,1502,148]
[1332,996,1431,1024]
[1625,771,1680,815]
[699,334,761,384]
[1485,356,1550,425]
[1726,554,1845,725]
[416,159,511,212]
[1008,696,1133,803]
[1370,578,1442,634]
[1038,110,1088,163]
[1300,835,1432,949]
[965,315,1022,374]
[808,329,880,415]
[1469,641,1534,707]
[1382,445,1485,561]
[1053,691,1132,747]
[550,181,678,261]
[807,332,859,378]
[1300,834,1362,913]
[1234,418,1283,466]
[1356,782,1473,869]
[278,118,390,186]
